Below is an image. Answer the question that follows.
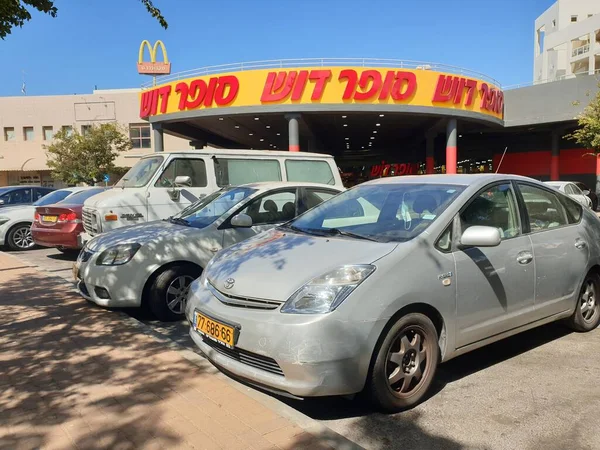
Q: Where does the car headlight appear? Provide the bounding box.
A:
[0,216,9,226]
[281,265,375,314]
[96,243,141,266]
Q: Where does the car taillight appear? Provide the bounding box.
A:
[34,212,40,223]
[58,212,78,223]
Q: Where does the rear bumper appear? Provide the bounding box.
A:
[32,225,81,249]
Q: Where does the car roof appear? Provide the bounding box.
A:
[230,181,344,191]
[364,173,537,187]
[137,149,335,159]
[545,181,574,186]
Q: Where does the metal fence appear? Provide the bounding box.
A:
[504,69,600,90]
[140,58,501,89]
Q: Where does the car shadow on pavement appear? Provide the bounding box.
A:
[0,268,213,449]
[46,252,79,261]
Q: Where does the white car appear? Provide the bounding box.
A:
[0,187,97,251]
[545,181,593,208]
[74,182,343,321]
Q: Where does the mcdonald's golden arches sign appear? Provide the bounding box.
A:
[137,40,171,75]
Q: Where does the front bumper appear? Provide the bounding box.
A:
[74,251,142,308]
[186,283,380,398]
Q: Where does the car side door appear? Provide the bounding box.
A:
[221,188,299,249]
[454,182,536,348]
[516,182,589,318]
[298,187,340,215]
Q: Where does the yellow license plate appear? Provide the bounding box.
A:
[195,312,235,348]
[43,215,58,223]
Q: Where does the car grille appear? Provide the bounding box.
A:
[82,207,100,235]
[202,337,284,377]
[207,282,282,310]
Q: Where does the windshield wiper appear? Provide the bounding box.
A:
[323,228,379,242]
[167,216,190,226]
[280,224,326,236]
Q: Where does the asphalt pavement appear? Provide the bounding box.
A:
[8,246,600,450]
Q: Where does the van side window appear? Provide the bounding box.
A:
[155,159,207,187]
[285,160,335,185]
[214,159,281,187]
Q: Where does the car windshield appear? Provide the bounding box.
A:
[57,188,107,205]
[288,183,465,243]
[33,190,74,206]
[170,186,256,229]
[114,156,164,188]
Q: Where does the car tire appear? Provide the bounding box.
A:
[366,313,440,413]
[7,223,35,251]
[566,272,600,332]
[147,264,202,322]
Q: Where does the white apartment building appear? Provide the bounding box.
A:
[0,89,189,187]
[534,0,600,83]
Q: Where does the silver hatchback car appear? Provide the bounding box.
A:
[186,174,600,412]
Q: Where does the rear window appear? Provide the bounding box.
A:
[58,188,106,205]
[214,158,282,187]
[285,160,335,185]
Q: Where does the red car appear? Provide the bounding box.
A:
[32,188,107,252]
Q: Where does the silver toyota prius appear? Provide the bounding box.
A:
[186,174,600,412]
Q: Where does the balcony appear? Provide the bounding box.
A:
[572,43,590,57]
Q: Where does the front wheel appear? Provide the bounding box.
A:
[566,272,600,332]
[7,223,35,251]
[147,264,202,322]
[366,313,440,413]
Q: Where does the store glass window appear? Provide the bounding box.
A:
[43,126,54,141]
[4,127,15,141]
[62,126,73,137]
[23,127,34,141]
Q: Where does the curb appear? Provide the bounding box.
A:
[1,251,363,450]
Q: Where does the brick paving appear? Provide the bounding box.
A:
[0,252,346,450]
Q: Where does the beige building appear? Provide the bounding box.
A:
[0,88,189,187]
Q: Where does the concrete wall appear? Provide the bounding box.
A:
[504,73,599,127]
[0,89,190,184]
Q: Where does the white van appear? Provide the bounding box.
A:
[81,149,342,241]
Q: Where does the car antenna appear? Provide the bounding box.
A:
[495,147,508,174]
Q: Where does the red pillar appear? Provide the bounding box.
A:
[426,131,435,174]
[426,157,435,174]
[446,119,457,175]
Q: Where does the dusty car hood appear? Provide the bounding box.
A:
[86,220,203,251]
[206,228,397,302]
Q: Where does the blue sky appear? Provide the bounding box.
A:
[0,0,554,96]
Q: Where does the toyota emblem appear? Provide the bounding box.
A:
[224,278,235,289]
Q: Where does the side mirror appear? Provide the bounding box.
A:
[460,226,501,247]
[230,213,253,228]
[174,176,192,187]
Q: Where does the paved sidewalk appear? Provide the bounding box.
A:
[0,252,353,450]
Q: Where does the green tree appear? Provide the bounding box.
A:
[45,123,132,185]
[0,0,167,39]
[567,83,600,153]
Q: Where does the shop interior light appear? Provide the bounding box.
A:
[218,117,224,121]
[343,124,348,127]
[373,131,377,134]
[249,133,254,136]
[370,137,375,140]
[260,138,264,141]
[376,123,381,126]
[342,115,347,118]
[266,125,270,128]
[276,133,281,136]
[345,137,349,140]
[254,117,260,120]
[379,114,385,117]
[234,125,240,128]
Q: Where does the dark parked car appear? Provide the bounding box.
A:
[574,182,598,211]
[0,186,54,208]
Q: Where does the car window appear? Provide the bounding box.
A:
[155,158,207,187]
[285,160,335,185]
[240,189,297,225]
[436,224,453,252]
[302,189,338,212]
[460,183,520,239]
[518,184,569,232]
[34,188,50,201]
[4,188,32,205]
[571,184,584,196]
[564,184,575,195]
[115,156,164,188]
[33,190,72,206]
[291,183,465,243]
[57,188,106,204]
[558,195,583,224]
[214,158,281,187]
[179,187,256,229]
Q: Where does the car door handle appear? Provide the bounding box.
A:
[516,251,533,265]
[575,239,587,249]
[210,247,219,253]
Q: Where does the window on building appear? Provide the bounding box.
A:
[62,126,73,137]
[81,125,92,136]
[129,124,151,149]
[3,127,15,142]
[588,14,594,19]
[43,126,54,141]
[23,127,34,141]
[571,15,578,22]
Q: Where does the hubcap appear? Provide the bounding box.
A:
[386,327,428,396]
[13,227,34,249]
[580,279,598,322]
[165,275,194,314]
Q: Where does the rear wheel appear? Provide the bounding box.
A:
[7,223,35,251]
[147,264,202,321]
[366,313,439,413]
[566,272,600,332]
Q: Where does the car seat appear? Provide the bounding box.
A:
[282,202,295,221]
[413,194,438,217]
[263,199,279,222]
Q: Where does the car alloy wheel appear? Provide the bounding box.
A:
[12,226,34,250]
[386,326,428,395]
[580,279,599,324]
[165,275,195,315]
